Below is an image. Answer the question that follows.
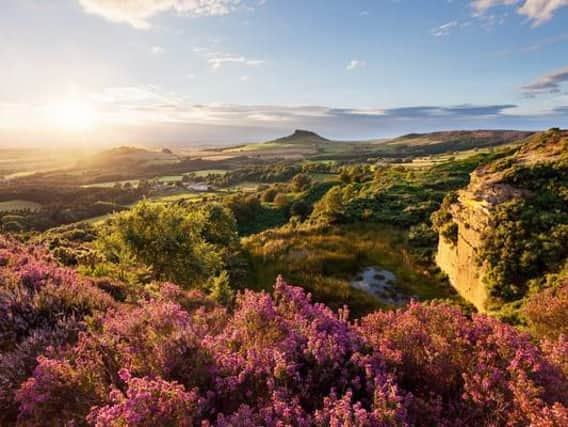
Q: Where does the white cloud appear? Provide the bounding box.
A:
[77,0,245,29]
[193,47,264,70]
[471,0,568,25]
[151,46,164,54]
[431,21,459,37]
[240,75,249,81]
[471,0,519,13]
[346,59,366,71]
[4,91,566,146]
[519,0,568,25]
[208,55,264,70]
[80,86,522,128]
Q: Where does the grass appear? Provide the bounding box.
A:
[82,170,228,188]
[86,213,116,225]
[243,223,455,317]
[191,169,228,177]
[83,179,140,188]
[148,192,216,203]
[309,173,339,182]
[0,200,42,212]
[157,175,184,183]
[230,182,260,192]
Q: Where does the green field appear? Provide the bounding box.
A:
[157,175,184,183]
[0,200,42,212]
[229,182,260,192]
[191,169,228,177]
[83,179,140,188]
[82,170,228,188]
[148,192,216,203]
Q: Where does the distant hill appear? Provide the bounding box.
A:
[375,130,534,155]
[79,146,180,170]
[215,130,336,159]
[211,129,535,160]
[268,129,330,145]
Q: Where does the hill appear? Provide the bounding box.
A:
[79,146,180,170]
[269,129,330,145]
[215,129,337,159]
[435,128,568,312]
[373,129,534,156]
[211,129,534,160]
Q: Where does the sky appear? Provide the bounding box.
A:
[1,0,568,148]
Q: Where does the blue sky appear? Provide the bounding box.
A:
[1,0,567,147]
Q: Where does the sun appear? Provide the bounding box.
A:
[50,99,97,130]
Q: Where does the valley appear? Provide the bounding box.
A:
[0,128,566,426]
[1,127,554,316]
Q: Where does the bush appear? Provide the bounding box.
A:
[1,239,566,426]
[273,193,289,208]
[261,188,278,203]
[96,201,239,289]
[523,283,568,340]
[8,275,567,426]
[0,237,113,423]
[290,200,311,220]
[291,173,312,192]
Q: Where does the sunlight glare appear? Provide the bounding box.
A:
[51,99,97,130]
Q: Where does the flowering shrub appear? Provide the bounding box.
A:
[1,238,566,426]
[88,370,201,427]
[524,282,568,340]
[0,237,113,423]
[359,302,568,426]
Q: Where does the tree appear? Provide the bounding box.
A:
[198,203,239,247]
[208,270,235,305]
[310,186,345,224]
[290,200,310,220]
[273,193,289,208]
[97,201,230,288]
[291,173,312,192]
[224,194,261,225]
[261,188,278,203]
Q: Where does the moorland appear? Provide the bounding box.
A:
[0,128,566,426]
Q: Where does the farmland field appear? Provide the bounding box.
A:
[82,179,140,188]
[0,200,42,212]
[192,169,228,177]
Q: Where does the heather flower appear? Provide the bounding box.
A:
[359,301,568,425]
[1,242,565,427]
[16,356,100,426]
[524,283,568,340]
[0,238,113,423]
[88,374,201,427]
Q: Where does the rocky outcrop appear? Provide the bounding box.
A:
[436,129,567,312]
[436,195,490,311]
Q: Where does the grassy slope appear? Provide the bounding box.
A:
[213,130,533,161]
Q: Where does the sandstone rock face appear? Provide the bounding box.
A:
[435,130,567,312]
[436,174,530,312]
[436,192,490,311]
